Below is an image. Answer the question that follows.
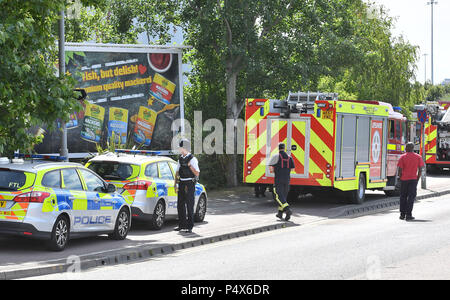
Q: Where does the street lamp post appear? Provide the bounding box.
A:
[423,53,428,83]
[58,9,68,161]
[427,0,437,85]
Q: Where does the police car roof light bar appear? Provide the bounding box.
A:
[14,153,68,161]
[114,149,162,156]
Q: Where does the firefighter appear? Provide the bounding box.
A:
[268,142,295,221]
[174,139,200,233]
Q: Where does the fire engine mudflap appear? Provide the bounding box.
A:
[244,92,404,205]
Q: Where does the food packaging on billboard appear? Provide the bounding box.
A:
[81,102,105,143]
[134,106,157,146]
[148,53,172,73]
[149,73,176,105]
[108,107,129,145]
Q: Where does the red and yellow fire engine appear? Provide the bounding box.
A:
[243,92,406,204]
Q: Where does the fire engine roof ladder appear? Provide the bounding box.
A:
[286,91,338,113]
[286,91,338,103]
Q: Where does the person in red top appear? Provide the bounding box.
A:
[397,142,425,221]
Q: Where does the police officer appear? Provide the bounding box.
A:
[268,142,295,221]
[174,139,200,233]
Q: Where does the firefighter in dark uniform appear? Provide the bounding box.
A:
[269,142,295,221]
[174,139,200,233]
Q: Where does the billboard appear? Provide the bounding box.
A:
[35,44,185,156]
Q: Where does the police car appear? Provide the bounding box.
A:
[86,150,207,230]
[0,154,131,251]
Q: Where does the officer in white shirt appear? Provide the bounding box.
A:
[174,139,200,233]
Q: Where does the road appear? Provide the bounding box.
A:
[0,181,394,271]
[29,194,450,280]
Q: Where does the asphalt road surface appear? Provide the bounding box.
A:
[29,194,450,280]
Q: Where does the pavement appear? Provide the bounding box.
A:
[1,173,450,279]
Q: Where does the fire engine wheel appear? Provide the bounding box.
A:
[349,173,366,204]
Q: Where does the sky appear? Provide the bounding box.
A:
[371,0,450,84]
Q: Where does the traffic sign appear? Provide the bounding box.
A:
[417,110,428,123]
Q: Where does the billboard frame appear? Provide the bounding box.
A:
[52,43,189,159]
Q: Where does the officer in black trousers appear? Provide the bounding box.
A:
[174,139,200,233]
[268,142,295,221]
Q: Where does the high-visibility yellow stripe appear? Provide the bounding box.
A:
[310,130,332,162]
[387,144,396,150]
[71,192,88,211]
[246,101,269,134]
[273,187,289,211]
[268,120,288,158]
[246,158,267,183]
[244,130,267,183]
[246,128,267,157]
[319,118,334,137]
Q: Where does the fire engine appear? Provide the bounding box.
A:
[413,101,450,172]
[243,92,407,204]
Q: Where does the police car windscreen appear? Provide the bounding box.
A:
[88,162,136,180]
[0,170,27,191]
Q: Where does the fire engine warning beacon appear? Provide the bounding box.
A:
[269,142,295,221]
[174,139,200,234]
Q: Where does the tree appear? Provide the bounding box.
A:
[322,2,418,106]
[177,0,374,187]
[0,0,81,156]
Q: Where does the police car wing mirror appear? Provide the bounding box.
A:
[106,183,116,193]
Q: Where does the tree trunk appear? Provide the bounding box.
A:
[224,61,239,187]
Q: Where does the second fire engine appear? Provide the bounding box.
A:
[413,101,450,172]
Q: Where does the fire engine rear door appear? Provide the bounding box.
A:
[289,119,310,178]
[266,118,310,178]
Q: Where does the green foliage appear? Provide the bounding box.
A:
[0,0,81,156]
[65,0,178,45]
[65,0,140,44]
[335,3,418,106]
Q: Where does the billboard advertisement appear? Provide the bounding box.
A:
[35,44,184,156]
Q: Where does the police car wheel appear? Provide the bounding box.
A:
[109,208,130,240]
[150,200,165,230]
[48,215,69,251]
[194,194,207,222]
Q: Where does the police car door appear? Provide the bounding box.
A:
[168,161,180,213]
[78,168,116,231]
[157,162,177,215]
[61,168,92,232]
